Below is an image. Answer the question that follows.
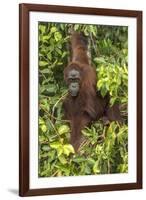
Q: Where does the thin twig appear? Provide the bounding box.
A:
[40,71,47,80]
[40,105,70,123]
[52,92,68,117]
[40,106,70,123]
[52,170,59,177]
[107,159,111,174]
[89,32,98,57]
[78,139,90,151]
[47,117,61,138]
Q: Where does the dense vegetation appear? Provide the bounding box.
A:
[38,22,128,177]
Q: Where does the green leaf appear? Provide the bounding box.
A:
[41,124,47,133]
[93,161,100,174]
[57,148,63,157]
[47,52,52,61]
[55,48,62,55]
[42,145,50,151]
[58,155,67,164]
[74,24,79,31]
[85,165,91,174]
[72,157,86,163]
[40,68,50,74]
[54,32,62,42]
[39,118,45,125]
[94,57,106,64]
[87,158,95,166]
[42,35,50,42]
[97,80,103,89]
[58,125,70,135]
[50,141,62,149]
[39,61,48,67]
[61,51,67,58]
[63,144,75,156]
[51,27,57,33]
[89,25,97,36]
[42,84,57,96]
[39,25,46,34]
[100,86,108,97]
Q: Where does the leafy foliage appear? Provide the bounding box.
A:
[38,22,128,177]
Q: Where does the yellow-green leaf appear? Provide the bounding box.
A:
[57,148,63,157]
[58,155,67,164]
[63,144,75,156]
[51,27,57,33]
[39,61,48,67]
[54,32,62,42]
[50,142,62,149]
[41,124,47,133]
[58,125,70,135]
[39,118,45,125]
[93,161,100,174]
